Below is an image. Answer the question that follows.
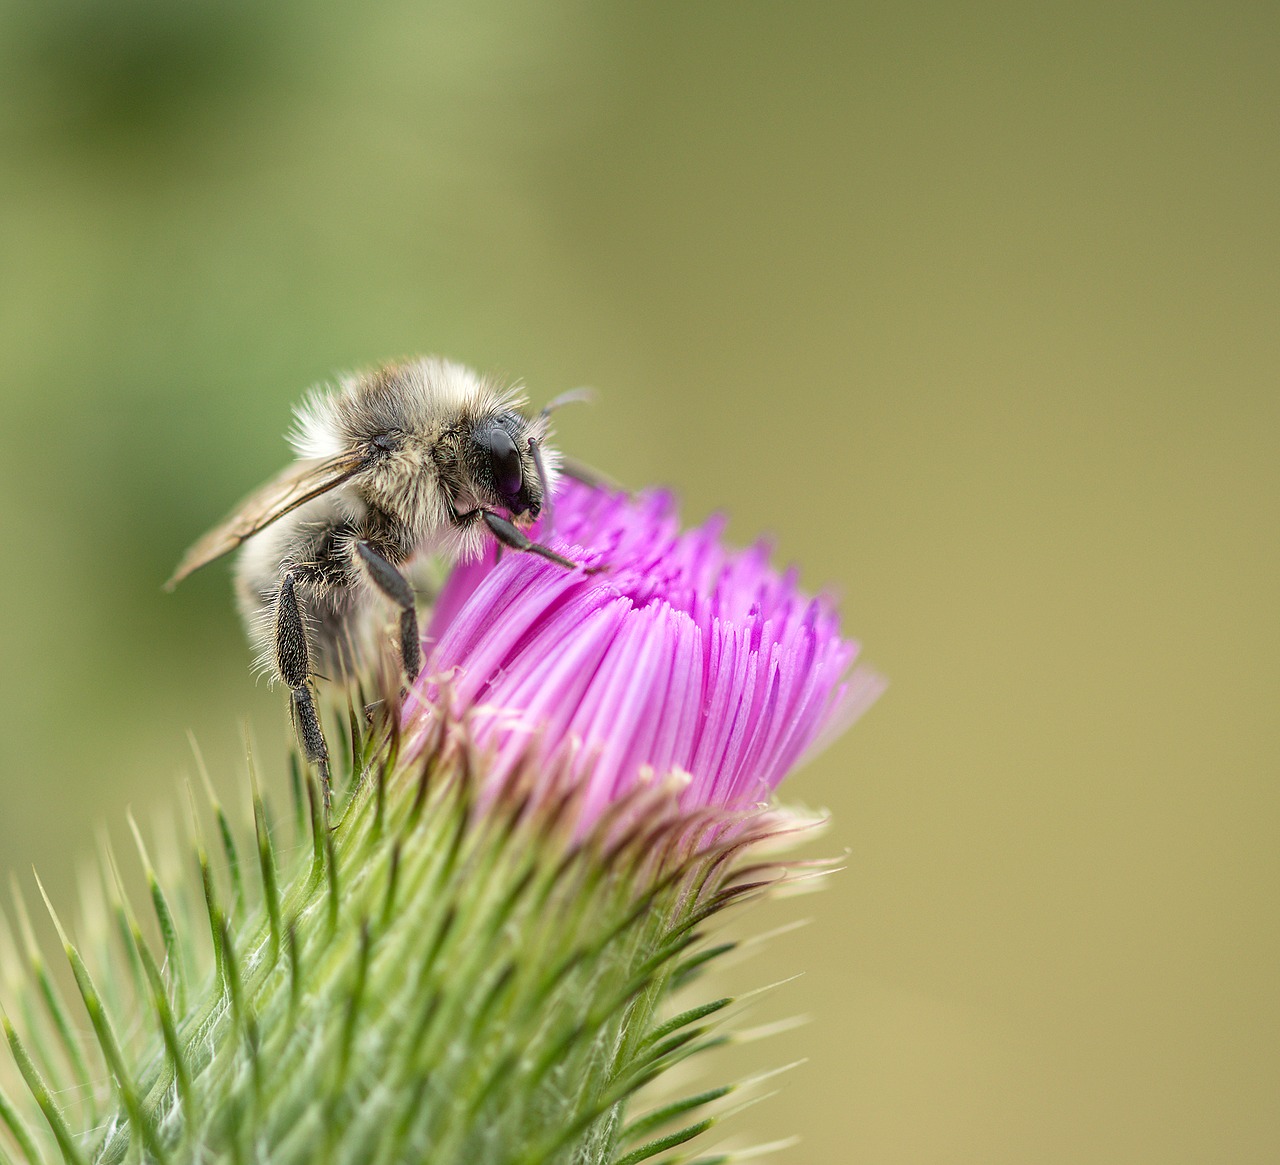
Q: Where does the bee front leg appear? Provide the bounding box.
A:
[480,510,600,573]
[355,542,421,683]
[275,573,332,809]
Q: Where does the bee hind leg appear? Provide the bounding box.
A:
[355,542,421,683]
[275,573,332,809]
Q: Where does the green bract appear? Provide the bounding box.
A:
[0,705,819,1164]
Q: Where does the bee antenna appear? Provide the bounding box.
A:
[539,386,595,420]
[528,437,554,539]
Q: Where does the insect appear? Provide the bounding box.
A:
[166,356,592,804]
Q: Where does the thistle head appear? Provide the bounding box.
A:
[1,478,881,1165]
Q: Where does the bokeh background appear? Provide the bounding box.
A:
[1,3,1277,1161]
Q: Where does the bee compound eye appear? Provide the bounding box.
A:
[476,425,523,500]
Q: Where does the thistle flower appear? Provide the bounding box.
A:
[411,479,882,821]
[0,481,878,1165]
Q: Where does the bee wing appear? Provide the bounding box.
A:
[165,451,366,589]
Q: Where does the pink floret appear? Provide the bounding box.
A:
[407,481,881,818]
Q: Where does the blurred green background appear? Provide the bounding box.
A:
[1,2,1276,1161]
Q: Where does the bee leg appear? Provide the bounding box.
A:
[354,542,421,684]
[527,437,554,538]
[275,573,332,809]
[481,509,602,574]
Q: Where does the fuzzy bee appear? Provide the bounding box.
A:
[166,356,591,802]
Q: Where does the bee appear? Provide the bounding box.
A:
[166,356,591,803]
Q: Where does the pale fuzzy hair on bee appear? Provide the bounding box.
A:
[273,355,559,565]
[290,357,522,461]
[229,352,565,675]
[170,353,581,803]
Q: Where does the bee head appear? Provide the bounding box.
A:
[472,415,542,519]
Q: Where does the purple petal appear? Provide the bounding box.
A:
[409,480,879,820]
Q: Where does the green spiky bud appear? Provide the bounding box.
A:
[0,708,828,1165]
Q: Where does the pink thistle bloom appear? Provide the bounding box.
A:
[406,480,881,821]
